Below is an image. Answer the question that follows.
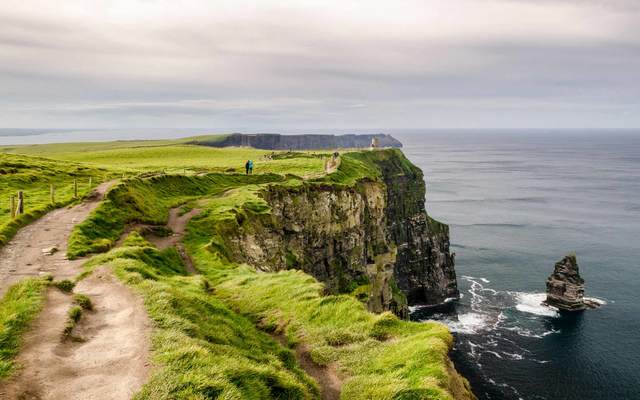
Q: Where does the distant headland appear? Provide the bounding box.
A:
[187,132,403,150]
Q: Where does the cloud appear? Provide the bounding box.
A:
[0,0,639,129]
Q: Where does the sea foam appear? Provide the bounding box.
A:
[514,292,559,317]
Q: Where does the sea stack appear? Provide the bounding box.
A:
[545,254,599,311]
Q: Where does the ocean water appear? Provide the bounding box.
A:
[397,131,640,400]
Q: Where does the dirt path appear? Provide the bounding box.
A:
[0,181,116,298]
[117,207,201,274]
[148,207,200,251]
[272,335,342,400]
[0,266,151,400]
[153,208,200,274]
[296,345,342,400]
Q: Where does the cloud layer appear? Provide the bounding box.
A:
[1,0,639,129]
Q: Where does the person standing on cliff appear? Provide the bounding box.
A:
[248,159,254,174]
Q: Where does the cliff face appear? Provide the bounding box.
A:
[191,133,402,150]
[373,153,459,304]
[223,150,458,317]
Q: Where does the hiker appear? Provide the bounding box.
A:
[245,160,250,175]
[248,159,254,174]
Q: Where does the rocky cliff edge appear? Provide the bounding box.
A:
[222,149,459,317]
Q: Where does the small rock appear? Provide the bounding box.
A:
[42,246,58,255]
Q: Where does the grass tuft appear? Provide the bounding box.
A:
[72,294,93,311]
[52,279,76,293]
[0,278,48,378]
[62,305,83,338]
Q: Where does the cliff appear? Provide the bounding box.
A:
[221,149,458,317]
[189,133,403,150]
[57,146,472,399]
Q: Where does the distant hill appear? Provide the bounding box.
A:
[187,133,403,150]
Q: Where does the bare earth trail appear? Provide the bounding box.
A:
[115,206,201,274]
[272,335,342,400]
[147,207,201,274]
[0,181,115,298]
[1,267,151,400]
[0,180,152,400]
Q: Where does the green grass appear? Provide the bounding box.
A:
[63,305,83,338]
[0,153,115,246]
[0,278,48,378]
[4,142,326,176]
[52,279,76,293]
[72,294,93,311]
[183,185,471,400]
[83,236,319,399]
[67,173,285,259]
[0,135,226,156]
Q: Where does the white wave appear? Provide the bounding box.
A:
[502,351,524,360]
[504,325,559,339]
[408,305,420,313]
[484,350,503,359]
[408,296,458,313]
[443,297,457,303]
[446,312,491,334]
[514,292,559,317]
[584,296,607,305]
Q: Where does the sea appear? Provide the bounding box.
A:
[398,130,640,400]
[1,128,639,399]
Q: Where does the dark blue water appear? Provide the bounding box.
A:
[398,131,640,400]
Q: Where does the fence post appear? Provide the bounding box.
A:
[74,179,78,198]
[17,191,24,215]
[10,195,16,219]
[50,184,55,204]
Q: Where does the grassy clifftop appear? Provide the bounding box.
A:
[1,142,473,399]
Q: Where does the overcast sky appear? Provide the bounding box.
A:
[1,0,639,129]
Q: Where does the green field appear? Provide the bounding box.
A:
[2,136,325,175]
[1,137,327,245]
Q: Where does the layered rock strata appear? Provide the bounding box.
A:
[223,150,458,317]
[545,254,600,311]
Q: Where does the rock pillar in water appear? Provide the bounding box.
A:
[545,254,599,311]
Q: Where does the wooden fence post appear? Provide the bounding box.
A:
[74,179,78,198]
[10,195,16,219]
[50,184,55,204]
[17,191,24,215]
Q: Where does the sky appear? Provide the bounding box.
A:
[1,0,639,130]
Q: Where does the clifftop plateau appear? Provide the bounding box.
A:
[0,141,473,400]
